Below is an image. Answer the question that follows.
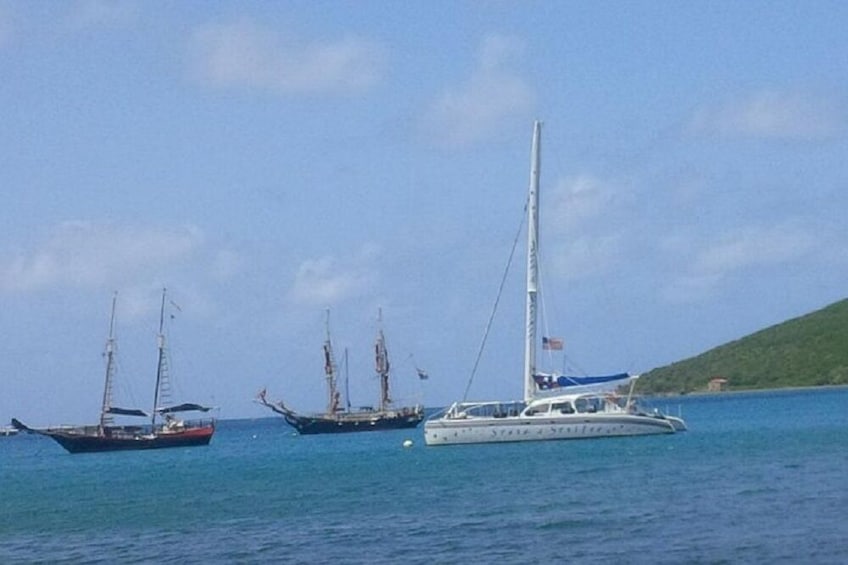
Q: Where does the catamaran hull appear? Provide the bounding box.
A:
[284,412,424,434]
[424,414,681,446]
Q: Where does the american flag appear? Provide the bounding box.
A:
[542,337,564,350]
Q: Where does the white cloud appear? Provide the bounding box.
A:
[662,272,724,304]
[189,20,386,95]
[0,222,204,293]
[663,223,819,302]
[543,174,628,280]
[547,174,619,234]
[287,246,379,306]
[689,90,846,140]
[210,249,242,281]
[478,34,523,72]
[423,35,534,147]
[547,234,623,281]
[691,225,816,274]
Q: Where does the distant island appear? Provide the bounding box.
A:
[639,298,848,394]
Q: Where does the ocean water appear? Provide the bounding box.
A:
[2,387,847,564]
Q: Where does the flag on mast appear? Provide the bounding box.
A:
[542,337,564,350]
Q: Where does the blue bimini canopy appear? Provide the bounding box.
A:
[534,372,631,390]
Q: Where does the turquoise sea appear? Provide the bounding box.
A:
[2,387,847,564]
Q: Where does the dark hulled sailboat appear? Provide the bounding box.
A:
[12,289,215,453]
[257,310,424,434]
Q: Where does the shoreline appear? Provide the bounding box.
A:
[649,383,848,398]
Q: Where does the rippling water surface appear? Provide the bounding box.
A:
[2,388,847,564]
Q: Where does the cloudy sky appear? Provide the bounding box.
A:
[3,1,847,424]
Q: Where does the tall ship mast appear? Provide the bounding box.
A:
[375,308,391,412]
[322,309,341,415]
[99,292,119,431]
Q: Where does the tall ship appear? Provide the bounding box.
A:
[257,310,424,434]
[424,121,686,446]
[12,289,215,453]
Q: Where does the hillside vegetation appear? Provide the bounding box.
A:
[640,298,848,394]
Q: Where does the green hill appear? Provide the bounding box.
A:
[640,298,848,394]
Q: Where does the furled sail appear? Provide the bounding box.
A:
[156,403,213,414]
[105,407,149,417]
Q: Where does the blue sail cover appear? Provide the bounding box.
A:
[534,372,631,390]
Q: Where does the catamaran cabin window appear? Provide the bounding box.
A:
[553,402,574,414]
[527,404,550,416]
[575,398,603,413]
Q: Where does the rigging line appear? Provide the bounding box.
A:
[461,197,529,402]
[536,246,565,373]
[562,351,590,378]
[537,243,555,369]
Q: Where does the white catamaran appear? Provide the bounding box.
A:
[424,121,686,446]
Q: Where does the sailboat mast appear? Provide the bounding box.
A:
[323,309,339,414]
[344,347,351,412]
[99,292,119,430]
[524,120,542,403]
[375,308,391,411]
[151,288,167,428]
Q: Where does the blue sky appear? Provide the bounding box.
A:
[3,1,847,424]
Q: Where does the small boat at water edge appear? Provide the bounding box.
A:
[0,426,19,437]
[257,309,424,434]
[424,121,686,446]
[12,289,215,453]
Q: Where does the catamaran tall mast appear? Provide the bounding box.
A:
[524,120,542,403]
[99,291,119,430]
